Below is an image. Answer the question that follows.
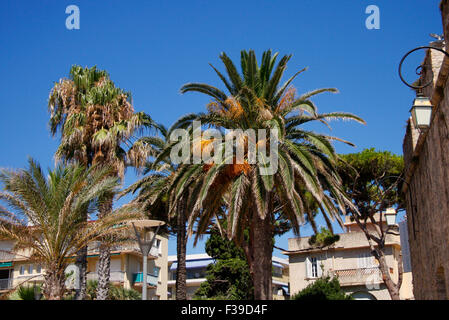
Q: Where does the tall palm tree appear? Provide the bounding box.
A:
[48,65,155,299]
[121,118,202,300]
[177,50,365,299]
[0,159,141,300]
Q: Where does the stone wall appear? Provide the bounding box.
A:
[402,1,449,300]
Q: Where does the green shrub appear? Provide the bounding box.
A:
[8,284,42,300]
[308,227,340,247]
[292,276,353,300]
[193,227,253,300]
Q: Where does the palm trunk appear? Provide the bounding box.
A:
[74,246,87,300]
[43,266,66,300]
[175,198,187,300]
[96,195,113,300]
[249,212,273,300]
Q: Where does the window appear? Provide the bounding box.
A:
[153,239,162,255]
[273,266,283,278]
[19,265,25,275]
[153,266,161,281]
[28,264,33,274]
[358,252,376,268]
[187,268,206,279]
[36,264,42,274]
[311,258,318,278]
[306,256,322,278]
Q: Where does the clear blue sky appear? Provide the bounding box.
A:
[0,0,443,257]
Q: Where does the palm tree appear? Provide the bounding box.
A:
[121,119,202,300]
[0,159,141,300]
[177,50,365,299]
[48,65,155,299]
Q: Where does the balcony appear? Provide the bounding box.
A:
[331,267,383,286]
[87,271,125,283]
[86,243,160,258]
[0,278,13,291]
[132,272,158,287]
[0,251,15,261]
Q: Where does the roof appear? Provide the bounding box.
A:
[285,230,401,255]
[168,253,289,270]
[168,253,211,262]
[272,256,288,266]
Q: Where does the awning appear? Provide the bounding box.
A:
[170,259,212,271]
[0,261,13,268]
[170,259,283,271]
[272,261,284,268]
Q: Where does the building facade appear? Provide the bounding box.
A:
[286,215,414,300]
[0,235,168,300]
[401,1,449,300]
[167,253,289,300]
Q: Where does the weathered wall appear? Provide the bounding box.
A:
[402,1,449,300]
[287,232,413,299]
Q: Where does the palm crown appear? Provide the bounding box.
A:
[48,65,155,176]
[178,49,364,242]
[0,159,141,299]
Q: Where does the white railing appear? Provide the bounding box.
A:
[0,251,15,261]
[87,271,125,283]
[332,267,383,285]
[86,243,160,258]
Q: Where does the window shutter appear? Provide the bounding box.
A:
[368,255,376,268]
[306,257,312,278]
[357,254,363,268]
[317,257,323,277]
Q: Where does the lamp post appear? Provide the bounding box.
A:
[128,219,165,301]
[398,46,449,129]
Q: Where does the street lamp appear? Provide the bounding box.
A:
[410,95,433,129]
[384,208,397,227]
[398,45,449,129]
[128,219,165,301]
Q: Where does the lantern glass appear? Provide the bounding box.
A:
[384,208,397,226]
[385,214,396,226]
[411,96,433,129]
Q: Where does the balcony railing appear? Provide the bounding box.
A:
[86,243,159,258]
[0,278,13,291]
[87,271,125,283]
[331,267,382,286]
[132,272,158,287]
[0,251,15,261]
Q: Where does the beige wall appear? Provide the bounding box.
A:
[288,232,413,300]
[122,234,168,300]
[11,261,45,288]
[0,234,169,300]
